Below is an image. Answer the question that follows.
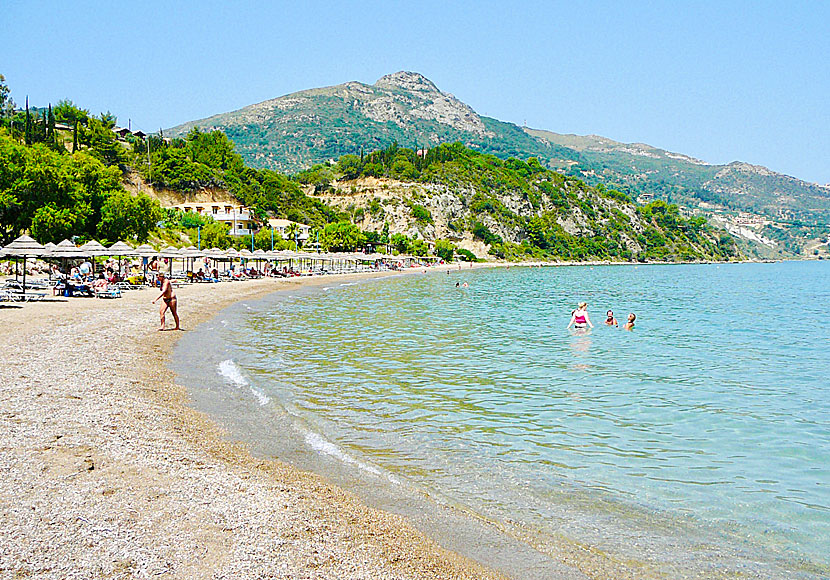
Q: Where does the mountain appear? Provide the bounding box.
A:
[167,72,830,226]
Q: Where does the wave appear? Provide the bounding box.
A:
[303,430,399,484]
[217,359,270,406]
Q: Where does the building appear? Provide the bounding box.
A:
[169,202,256,236]
[267,218,311,241]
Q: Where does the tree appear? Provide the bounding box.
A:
[0,74,15,122]
[199,221,232,249]
[24,97,31,145]
[337,154,363,180]
[320,221,365,252]
[97,191,163,242]
[284,221,300,248]
[30,204,87,243]
[53,100,90,126]
[433,239,455,262]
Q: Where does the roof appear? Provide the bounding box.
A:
[268,218,311,229]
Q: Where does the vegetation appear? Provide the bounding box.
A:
[317,142,737,262]
[0,74,737,262]
[0,129,160,244]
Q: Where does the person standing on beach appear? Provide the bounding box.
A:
[568,302,593,330]
[152,272,180,331]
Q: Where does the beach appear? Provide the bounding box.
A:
[0,271,505,579]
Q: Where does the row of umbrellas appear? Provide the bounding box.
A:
[1,235,425,294]
[0,235,415,262]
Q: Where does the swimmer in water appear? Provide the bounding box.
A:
[623,313,636,331]
[605,310,618,327]
[462,282,469,288]
[567,302,593,330]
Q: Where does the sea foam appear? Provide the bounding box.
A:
[217,359,270,406]
[304,430,399,484]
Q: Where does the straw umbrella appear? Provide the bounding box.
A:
[252,249,267,275]
[107,241,136,279]
[133,244,157,284]
[79,240,109,276]
[2,235,47,295]
[158,246,182,277]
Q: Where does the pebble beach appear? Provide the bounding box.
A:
[0,272,505,579]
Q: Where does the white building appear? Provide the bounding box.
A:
[169,202,256,236]
[268,218,311,241]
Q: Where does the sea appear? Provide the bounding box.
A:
[173,261,830,579]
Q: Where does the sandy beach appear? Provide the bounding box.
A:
[0,270,507,579]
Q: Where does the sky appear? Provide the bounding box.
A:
[2,1,828,184]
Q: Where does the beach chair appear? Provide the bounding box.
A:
[95,287,122,299]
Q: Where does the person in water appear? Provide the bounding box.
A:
[605,310,618,326]
[623,313,636,331]
[152,272,180,331]
[568,302,593,329]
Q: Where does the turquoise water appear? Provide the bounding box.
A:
[180,262,830,578]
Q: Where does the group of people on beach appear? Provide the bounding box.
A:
[568,302,635,331]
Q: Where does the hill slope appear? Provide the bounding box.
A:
[168,72,830,226]
[302,143,738,262]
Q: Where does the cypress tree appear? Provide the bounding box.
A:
[47,104,56,145]
[24,96,31,145]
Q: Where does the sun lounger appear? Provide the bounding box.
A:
[95,287,122,299]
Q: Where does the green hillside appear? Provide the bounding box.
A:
[167,72,830,227]
[302,142,738,262]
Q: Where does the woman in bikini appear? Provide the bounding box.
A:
[567,302,593,330]
[152,272,180,331]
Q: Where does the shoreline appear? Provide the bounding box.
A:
[0,267,507,579]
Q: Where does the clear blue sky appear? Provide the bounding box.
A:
[3,1,828,183]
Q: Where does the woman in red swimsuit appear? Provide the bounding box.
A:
[567,302,593,330]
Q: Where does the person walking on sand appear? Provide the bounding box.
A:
[568,302,593,330]
[152,272,180,331]
[623,313,636,331]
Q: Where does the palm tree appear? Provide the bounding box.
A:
[284,222,300,250]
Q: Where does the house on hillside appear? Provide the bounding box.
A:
[268,218,311,242]
[168,202,256,236]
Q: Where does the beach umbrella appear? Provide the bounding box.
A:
[133,244,157,283]
[180,246,203,274]
[2,234,47,295]
[79,240,109,276]
[107,241,135,255]
[158,246,182,275]
[134,244,156,257]
[205,247,226,259]
[107,241,136,279]
[80,240,109,256]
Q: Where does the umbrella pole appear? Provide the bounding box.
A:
[22,255,27,296]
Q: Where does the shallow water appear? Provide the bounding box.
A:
[176,262,830,578]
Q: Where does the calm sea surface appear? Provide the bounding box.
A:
[176,261,830,578]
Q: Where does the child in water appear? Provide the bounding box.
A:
[623,313,636,331]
